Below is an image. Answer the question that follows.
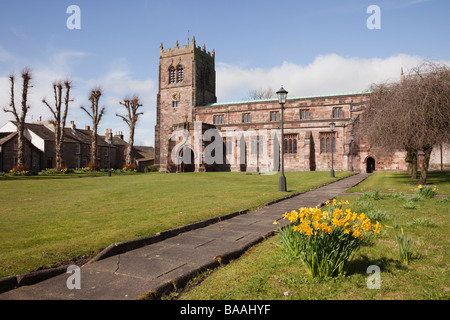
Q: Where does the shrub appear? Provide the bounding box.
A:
[122,164,137,172]
[144,165,158,173]
[355,197,388,222]
[361,189,382,200]
[355,197,375,213]
[9,164,31,176]
[402,199,418,210]
[277,199,382,278]
[74,167,93,173]
[392,192,405,199]
[407,217,437,228]
[366,208,389,222]
[437,196,449,203]
[40,167,74,175]
[87,161,100,171]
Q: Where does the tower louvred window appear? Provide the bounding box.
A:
[177,65,184,83]
[169,66,176,84]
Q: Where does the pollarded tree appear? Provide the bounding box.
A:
[116,95,143,166]
[42,80,72,170]
[3,68,32,170]
[358,62,450,184]
[81,87,105,169]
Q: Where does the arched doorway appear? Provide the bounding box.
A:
[366,157,375,173]
[177,146,195,172]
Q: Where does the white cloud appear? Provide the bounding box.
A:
[82,59,157,146]
[0,49,90,125]
[216,53,449,102]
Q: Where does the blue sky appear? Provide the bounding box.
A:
[1,0,449,146]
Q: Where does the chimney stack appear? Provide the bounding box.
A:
[114,131,124,140]
[105,128,113,143]
[69,120,76,129]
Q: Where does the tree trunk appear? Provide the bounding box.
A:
[410,149,418,180]
[54,121,62,170]
[55,132,63,170]
[81,88,103,171]
[90,123,98,167]
[16,122,26,169]
[126,125,135,166]
[419,146,433,185]
[405,147,418,180]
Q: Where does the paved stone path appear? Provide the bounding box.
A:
[0,173,370,300]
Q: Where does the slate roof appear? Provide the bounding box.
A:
[0,132,16,145]
[5,121,134,149]
[134,146,155,161]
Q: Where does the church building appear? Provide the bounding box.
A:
[154,38,447,174]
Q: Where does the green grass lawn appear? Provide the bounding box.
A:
[178,193,450,300]
[347,171,450,195]
[0,171,353,278]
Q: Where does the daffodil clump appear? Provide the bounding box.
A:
[278,199,381,279]
[9,168,30,176]
[415,184,438,199]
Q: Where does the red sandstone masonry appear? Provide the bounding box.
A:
[154,39,415,173]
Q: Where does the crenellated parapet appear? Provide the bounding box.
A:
[160,36,215,58]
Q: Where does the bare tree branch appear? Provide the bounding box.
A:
[245,87,275,100]
[356,61,450,184]
[116,95,144,165]
[42,79,72,169]
[81,87,104,168]
[3,68,32,169]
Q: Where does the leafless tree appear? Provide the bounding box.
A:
[116,95,143,166]
[3,68,32,170]
[42,80,72,170]
[81,87,105,169]
[246,87,275,100]
[357,62,450,184]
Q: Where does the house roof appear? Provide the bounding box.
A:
[16,122,55,141]
[133,146,155,161]
[112,136,128,146]
[0,132,16,145]
[6,121,136,149]
[64,128,93,145]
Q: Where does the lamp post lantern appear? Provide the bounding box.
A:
[329,122,335,177]
[277,86,288,192]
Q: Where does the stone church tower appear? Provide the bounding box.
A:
[154,37,216,171]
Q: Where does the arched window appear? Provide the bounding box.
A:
[283,134,298,154]
[169,66,176,84]
[176,65,184,83]
[320,132,337,153]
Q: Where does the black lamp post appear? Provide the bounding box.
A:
[277,86,288,192]
[107,132,112,177]
[350,133,354,172]
[330,122,335,177]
